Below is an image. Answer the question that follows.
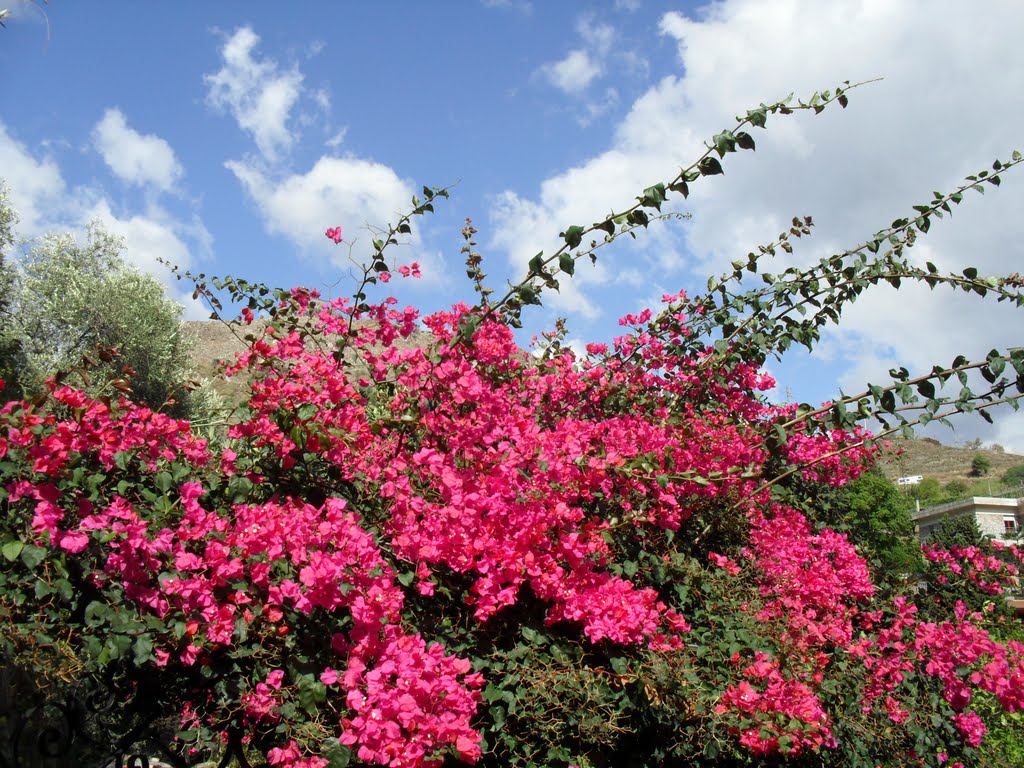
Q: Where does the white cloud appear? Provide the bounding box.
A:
[540,49,602,94]
[225,155,443,280]
[0,121,66,237]
[92,109,183,191]
[325,127,348,149]
[580,87,620,126]
[537,16,616,95]
[536,15,621,100]
[204,26,305,163]
[490,0,1024,443]
[206,26,442,286]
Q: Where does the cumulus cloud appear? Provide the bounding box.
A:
[491,0,1024,447]
[92,109,183,191]
[0,122,66,237]
[204,26,305,163]
[224,155,442,280]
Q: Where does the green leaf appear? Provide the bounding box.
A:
[558,253,575,276]
[562,226,584,249]
[155,472,173,494]
[627,209,650,228]
[483,683,504,703]
[20,544,46,570]
[735,131,755,150]
[521,626,545,645]
[297,403,317,421]
[517,286,540,306]
[988,350,1006,378]
[963,267,979,280]
[745,107,767,128]
[323,742,351,768]
[297,673,327,715]
[712,130,736,157]
[85,601,111,627]
[698,157,724,176]
[880,390,896,414]
[528,252,544,273]
[668,180,690,198]
[640,183,667,210]
[133,635,155,664]
[2,540,24,562]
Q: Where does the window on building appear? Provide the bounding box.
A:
[1004,516,1018,533]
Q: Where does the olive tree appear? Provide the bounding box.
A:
[0,187,200,416]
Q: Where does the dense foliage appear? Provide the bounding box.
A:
[3,84,1024,768]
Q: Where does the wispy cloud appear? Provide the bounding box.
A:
[540,49,603,94]
[204,26,306,163]
[537,16,616,95]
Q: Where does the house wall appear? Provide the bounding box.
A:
[913,497,1024,545]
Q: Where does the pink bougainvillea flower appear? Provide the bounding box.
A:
[325,226,343,244]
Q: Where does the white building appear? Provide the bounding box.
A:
[914,496,1024,544]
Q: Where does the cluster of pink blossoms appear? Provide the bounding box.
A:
[924,541,1023,595]
[716,653,835,755]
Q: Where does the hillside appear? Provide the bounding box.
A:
[875,437,1024,487]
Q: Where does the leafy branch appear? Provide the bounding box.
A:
[647,152,1024,369]
[481,80,876,327]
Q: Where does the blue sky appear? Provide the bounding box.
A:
[3,1,1024,450]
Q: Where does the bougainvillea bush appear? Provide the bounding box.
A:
[4,84,1024,768]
